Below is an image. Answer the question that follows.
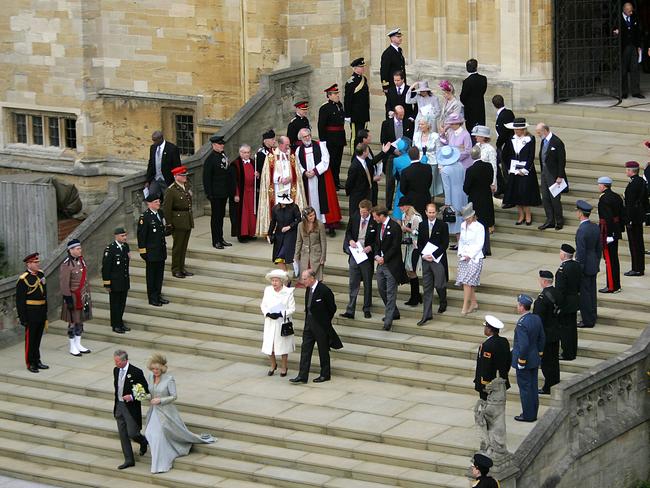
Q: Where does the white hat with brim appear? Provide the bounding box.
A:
[484,314,504,330]
[436,145,461,166]
[414,80,433,93]
[461,202,476,219]
[265,269,290,283]
[504,117,531,130]
[276,193,293,204]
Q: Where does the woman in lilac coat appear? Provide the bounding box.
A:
[440,113,473,170]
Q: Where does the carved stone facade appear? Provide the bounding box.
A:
[1,0,553,172]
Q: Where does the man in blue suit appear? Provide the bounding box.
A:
[511,294,545,422]
[574,200,602,328]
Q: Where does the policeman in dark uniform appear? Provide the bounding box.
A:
[597,176,625,293]
[474,314,511,400]
[15,252,49,373]
[512,294,545,422]
[470,453,500,488]
[623,160,647,276]
[163,165,194,278]
[287,101,311,150]
[344,57,370,148]
[137,194,169,307]
[318,84,346,189]
[380,28,406,95]
[102,227,131,334]
[203,135,235,249]
[533,270,561,394]
[555,243,581,361]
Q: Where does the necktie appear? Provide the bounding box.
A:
[429,221,434,237]
[118,368,126,400]
[397,87,402,96]
[381,223,386,239]
[361,219,367,233]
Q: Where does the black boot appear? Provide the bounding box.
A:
[436,287,447,313]
[404,278,422,306]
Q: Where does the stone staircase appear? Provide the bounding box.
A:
[0,102,648,487]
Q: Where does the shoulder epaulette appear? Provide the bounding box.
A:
[347,76,355,83]
[19,272,28,279]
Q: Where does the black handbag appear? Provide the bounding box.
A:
[442,206,456,223]
[280,312,294,337]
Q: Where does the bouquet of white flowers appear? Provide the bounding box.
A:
[132,383,148,402]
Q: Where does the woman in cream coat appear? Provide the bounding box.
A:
[144,353,214,474]
[294,207,327,280]
[260,269,296,376]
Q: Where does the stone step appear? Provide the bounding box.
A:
[91,279,640,350]
[128,254,648,314]
[0,454,162,488]
[0,383,470,476]
[90,305,596,378]
[532,103,650,124]
[118,269,643,339]
[0,363,508,464]
[0,397,467,487]
[48,317,559,408]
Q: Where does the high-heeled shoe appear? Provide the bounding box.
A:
[267,366,277,376]
[515,220,524,226]
[525,219,532,226]
[280,369,288,377]
[468,304,479,314]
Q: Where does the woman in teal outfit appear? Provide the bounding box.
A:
[391,137,413,220]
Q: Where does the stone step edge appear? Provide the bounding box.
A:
[0,394,469,475]
[0,408,468,485]
[0,370,482,458]
[44,321,555,409]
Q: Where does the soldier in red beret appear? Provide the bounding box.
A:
[162,165,194,278]
[16,253,49,372]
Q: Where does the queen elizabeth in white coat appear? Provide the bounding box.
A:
[261,269,296,377]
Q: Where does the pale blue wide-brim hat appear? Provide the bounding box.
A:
[436,145,460,166]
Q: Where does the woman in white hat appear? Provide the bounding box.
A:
[471,125,498,197]
[260,269,296,376]
[405,80,441,130]
[437,80,464,133]
[455,202,484,315]
[501,118,541,225]
[412,113,444,197]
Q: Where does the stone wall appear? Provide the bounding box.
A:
[510,326,650,488]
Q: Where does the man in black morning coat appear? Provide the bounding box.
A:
[290,269,343,384]
[459,59,487,134]
[113,349,149,470]
[145,130,181,198]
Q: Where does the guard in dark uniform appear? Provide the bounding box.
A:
[344,57,370,148]
[15,252,49,373]
[533,270,561,394]
[318,84,346,189]
[287,101,311,150]
[597,176,625,293]
[137,194,169,307]
[555,244,581,361]
[474,315,511,400]
[163,165,194,278]
[102,227,131,334]
[380,28,406,94]
[470,453,500,488]
[512,294,545,422]
[203,135,235,249]
[623,161,647,276]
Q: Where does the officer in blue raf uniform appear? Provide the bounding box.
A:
[511,294,545,422]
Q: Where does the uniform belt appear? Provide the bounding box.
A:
[26,300,46,305]
[325,125,345,131]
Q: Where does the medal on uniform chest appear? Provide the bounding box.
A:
[153,228,157,232]
[116,260,121,265]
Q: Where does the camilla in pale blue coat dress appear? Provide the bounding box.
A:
[437,145,468,238]
[144,353,214,474]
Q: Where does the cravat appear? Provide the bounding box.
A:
[381,223,386,239]
[118,368,126,401]
[395,119,403,139]
[429,221,434,237]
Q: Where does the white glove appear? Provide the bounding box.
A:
[517,364,525,370]
[606,236,614,244]
[344,117,351,124]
